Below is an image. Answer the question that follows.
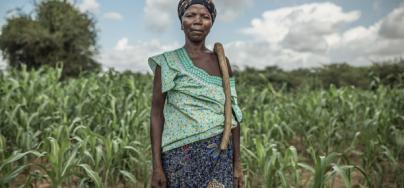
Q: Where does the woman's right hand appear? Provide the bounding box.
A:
[151,167,167,188]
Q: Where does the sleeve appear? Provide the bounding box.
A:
[230,78,243,124]
[148,54,177,93]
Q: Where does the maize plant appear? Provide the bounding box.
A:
[0,66,403,187]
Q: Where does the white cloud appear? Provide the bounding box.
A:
[101,3,404,72]
[243,2,360,45]
[215,0,253,21]
[144,0,176,33]
[234,3,404,70]
[329,21,404,65]
[379,6,404,39]
[103,12,123,21]
[224,41,329,71]
[99,38,180,73]
[79,0,100,13]
[326,5,404,65]
[144,0,254,32]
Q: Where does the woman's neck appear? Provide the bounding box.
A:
[184,40,208,56]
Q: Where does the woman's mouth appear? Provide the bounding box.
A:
[191,30,203,33]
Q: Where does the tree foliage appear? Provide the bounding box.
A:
[0,0,100,78]
[235,59,404,91]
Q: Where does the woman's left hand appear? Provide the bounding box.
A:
[233,161,244,188]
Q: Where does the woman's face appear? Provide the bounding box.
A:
[181,4,213,43]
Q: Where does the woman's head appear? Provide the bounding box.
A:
[178,0,217,43]
[178,0,216,23]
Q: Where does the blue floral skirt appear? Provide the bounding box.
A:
[161,132,234,188]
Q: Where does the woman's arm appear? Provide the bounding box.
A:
[226,57,244,186]
[232,124,244,187]
[224,57,241,163]
[150,65,166,170]
[232,123,241,163]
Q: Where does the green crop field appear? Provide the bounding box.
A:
[0,66,403,187]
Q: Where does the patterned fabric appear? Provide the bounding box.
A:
[148,47,243,153]
[178,0,217,23]
[161,132,233,187]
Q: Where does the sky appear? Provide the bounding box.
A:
[0,0,404,73]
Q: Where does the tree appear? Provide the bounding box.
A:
[0,0,101,78]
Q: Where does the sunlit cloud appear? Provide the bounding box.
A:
[103,12,123,21]
[100,38,180,73]
[79,0,100,13]
[226,3,404,70]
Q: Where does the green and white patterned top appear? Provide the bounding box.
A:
[148,47,243,153]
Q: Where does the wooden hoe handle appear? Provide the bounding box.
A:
[214,42,232,151]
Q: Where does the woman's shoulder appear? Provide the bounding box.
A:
[148,47,184,71]
[148,47,183,74]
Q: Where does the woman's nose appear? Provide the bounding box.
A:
[193,16,203,24]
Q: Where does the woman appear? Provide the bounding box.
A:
[149,0,243,187]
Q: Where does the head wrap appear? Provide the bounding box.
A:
[178,0,217,23]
